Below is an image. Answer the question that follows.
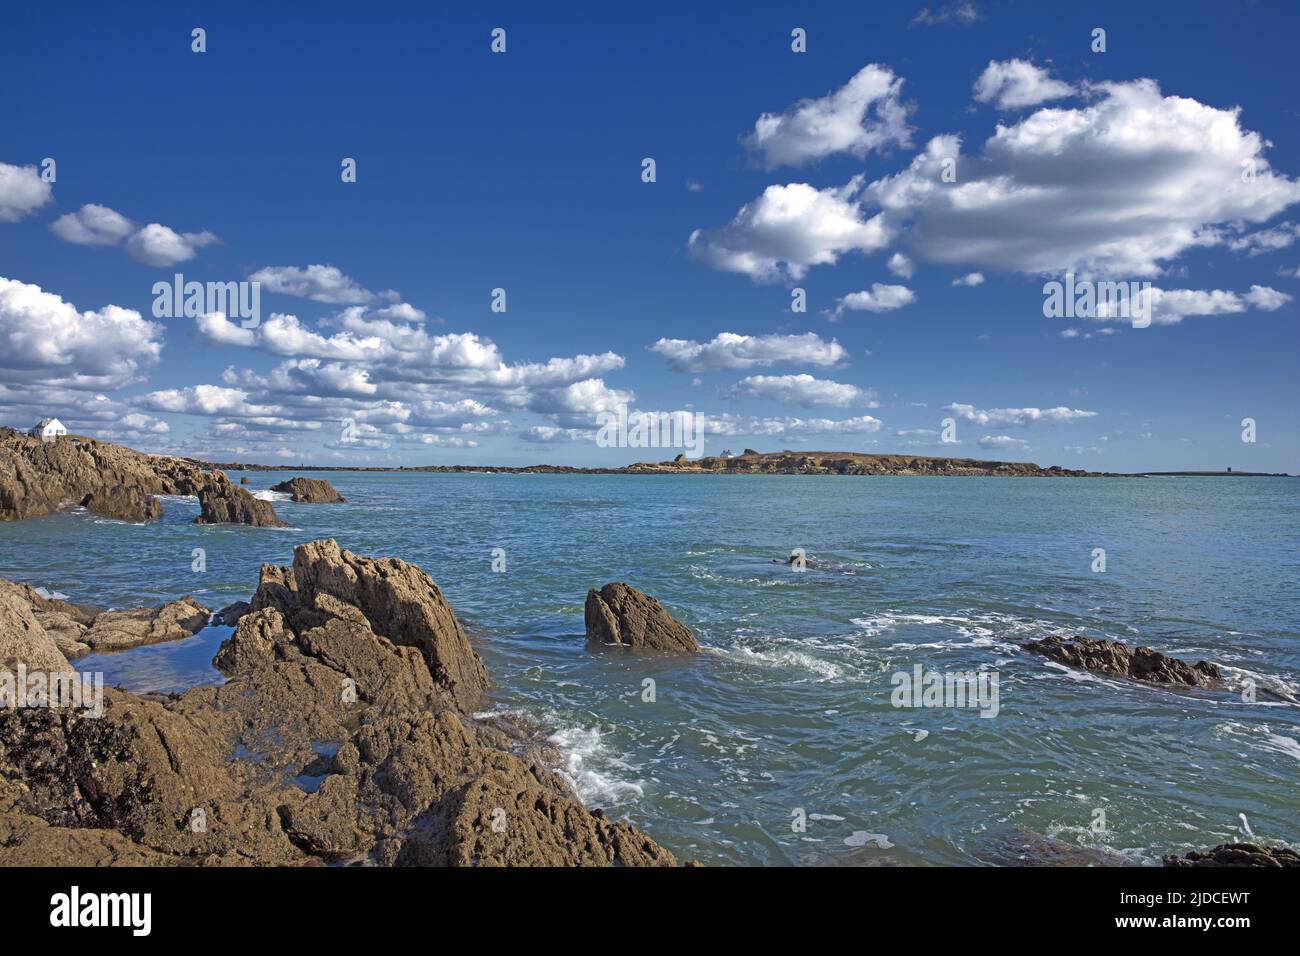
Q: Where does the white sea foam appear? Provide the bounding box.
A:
[709,643,849,682]
[548,724,646,807]
[1216,721,1300,764]
[471,705,647,808]
[1217,664,1300,704]
[253,490,292,502]
[844,831,894,849]
[852,609,1051,655]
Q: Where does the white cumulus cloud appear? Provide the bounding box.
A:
[744,64,913,169]
[730,373,874,407]
[0,162,53,223]
[833,283,916,316]
[973,59,1074,110]
[688,178,891,282]
[650,332,847,372]
[0,276,163,390]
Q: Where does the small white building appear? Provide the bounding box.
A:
[30,418,67,442]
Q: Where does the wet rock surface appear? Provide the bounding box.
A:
[81,485,163,523]
[271,476,346,503]
[1025,635,1220,687]
[194,471,286,527]
[1163,843,1300,867]
[584,582,700,653]
[0,540,682,867]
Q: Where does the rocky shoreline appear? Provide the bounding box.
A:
[3,555,1292,866]
[0,540,685,867]
[1,431,1294,867]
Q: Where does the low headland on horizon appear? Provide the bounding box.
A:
[3,427,1292,484]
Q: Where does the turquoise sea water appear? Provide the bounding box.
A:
[2,473,1297,866]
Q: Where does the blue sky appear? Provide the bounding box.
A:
[2,0,1298,470]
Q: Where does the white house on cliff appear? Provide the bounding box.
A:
[29,418,67,441]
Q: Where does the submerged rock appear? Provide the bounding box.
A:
[0,540,682,867]
[80,596,210,653]
[271,477,346,503]
[1163,843,1300,867]
[81,485,163,523]
[584,582,700,653]
[1025,635,1220,687]
[194,471,285,527]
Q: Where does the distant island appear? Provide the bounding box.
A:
[1,426,1292,525]
[201,449,1293,479]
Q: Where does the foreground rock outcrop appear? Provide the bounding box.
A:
[585,583,700,653]
[1163,843,1300,867]
[0,540,681,867]
[271,477,347,503]
[1026,635,1221,687]
[292,539,489,709]
[0,428,206,522]
[81,485,163,523]
[195,471,286,527]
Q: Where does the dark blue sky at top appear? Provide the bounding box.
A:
[2,0,1297,469]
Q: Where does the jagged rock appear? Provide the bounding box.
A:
[81,485,162,523]
[214,600,252,627]
[250,564,298,616]
[0,584,72,672]
[0,428,206,522]
[1026,635,1220,687]
[292,539,489,709]
[240,477,250,484]
[81,596,210,653]
[584,583,700,653]
[0,543,683,868]
[294,593,443,715]
[270,477,346,503]
[212,607,295,676]
[194,471,285,527]
[1163,843,1300,867]
[396,765,679,867]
